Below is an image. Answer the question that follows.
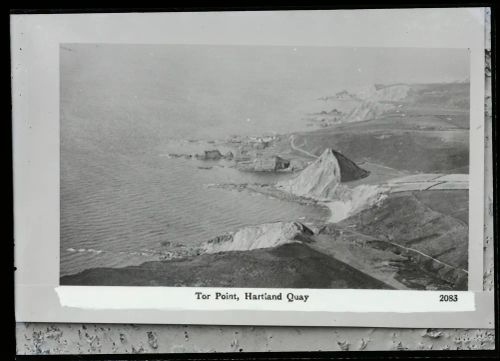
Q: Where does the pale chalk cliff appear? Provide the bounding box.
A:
[276,148,369,199]
[202,221,315,253]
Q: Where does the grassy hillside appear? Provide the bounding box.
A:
[399,83,470,116]
[340,190,468,268]
[61,243,393,289]
[292,128,468,173]
[339,190,468,289]
[291,83,469,174]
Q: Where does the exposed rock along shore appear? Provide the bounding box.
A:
[63,82,470,290]
[62,141,468,290]
[202,221,315,253]
[196,140,469,290]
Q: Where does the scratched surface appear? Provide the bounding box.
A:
[15,13,494,355]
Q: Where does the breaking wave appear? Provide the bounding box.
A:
[200,183,387,253]
[325,184,389,223]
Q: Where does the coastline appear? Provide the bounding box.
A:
[60,81,470,290]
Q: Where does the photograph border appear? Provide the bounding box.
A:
[11,6,495,330]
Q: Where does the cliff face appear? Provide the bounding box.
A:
[309,85,412,126]
[277,148,369,199]
[357,84,411,102]
[202,221,315,253]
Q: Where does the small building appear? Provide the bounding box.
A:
[253,156,290,172]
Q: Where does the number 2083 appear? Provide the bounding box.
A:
[439,294,458,302]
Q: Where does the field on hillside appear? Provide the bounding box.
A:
[61,243,393,289]
[292,83,469,174]
[61,82,470,291]
[292,128,468,173]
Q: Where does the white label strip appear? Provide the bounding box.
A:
[56,287,476,313]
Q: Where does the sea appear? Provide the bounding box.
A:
[60,44,468,276]
[60,44,340,276]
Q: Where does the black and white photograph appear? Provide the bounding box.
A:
[58,44,471,291]
[12,8,495,333]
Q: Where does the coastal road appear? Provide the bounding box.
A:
[386,174,468,193]
[289,135,319,159]
[335,225,468,274]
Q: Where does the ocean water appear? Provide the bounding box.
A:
[60,45,337,276]
[60,45,468,276]
[61,140,328,276]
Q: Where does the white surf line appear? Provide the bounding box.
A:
[289,135,319,159]
[336,226,468,275]
[66,247,177,258]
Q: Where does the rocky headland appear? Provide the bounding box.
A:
[63,82,470,290]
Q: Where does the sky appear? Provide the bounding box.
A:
[61,44,470,140]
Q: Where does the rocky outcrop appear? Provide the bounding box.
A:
[196,150,223,160]
[195,150,235,161]
[357,84,411,102]
[252,156,290,172]
[167,153,192,159]
[277,148,369,199]
[289,158,309,171]
[202,221,315,253]
[313,84,412,125]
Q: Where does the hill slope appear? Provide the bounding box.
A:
[277,148,369,199]
[295,82,469,173]
[60,243,393,289]
[337,189,468,289]
[202,221,315,253]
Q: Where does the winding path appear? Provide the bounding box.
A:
[386,174,468,193]
[336,226,468,275]
[289,135,318,159]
